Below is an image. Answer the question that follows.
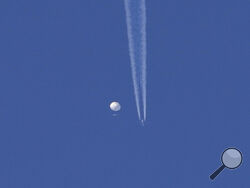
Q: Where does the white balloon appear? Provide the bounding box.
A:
[110,102,121,112]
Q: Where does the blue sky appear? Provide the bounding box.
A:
[0,0,249,187]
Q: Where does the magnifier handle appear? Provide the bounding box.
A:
[210,165,226,180]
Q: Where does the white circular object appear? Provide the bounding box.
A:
[110,102,121,112]
[222,148,242,169]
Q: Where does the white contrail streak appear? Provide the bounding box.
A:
[124,0,147,122]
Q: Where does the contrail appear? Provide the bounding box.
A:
[124,0,147,122]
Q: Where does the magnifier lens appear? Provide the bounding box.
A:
[222,148,242,169]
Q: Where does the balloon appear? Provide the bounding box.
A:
[110,102,121,112]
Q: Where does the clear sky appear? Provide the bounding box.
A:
[0,0,249,187]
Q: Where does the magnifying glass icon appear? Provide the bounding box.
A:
[210,148,243,180]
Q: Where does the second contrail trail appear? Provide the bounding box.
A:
[124,0,147,123]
